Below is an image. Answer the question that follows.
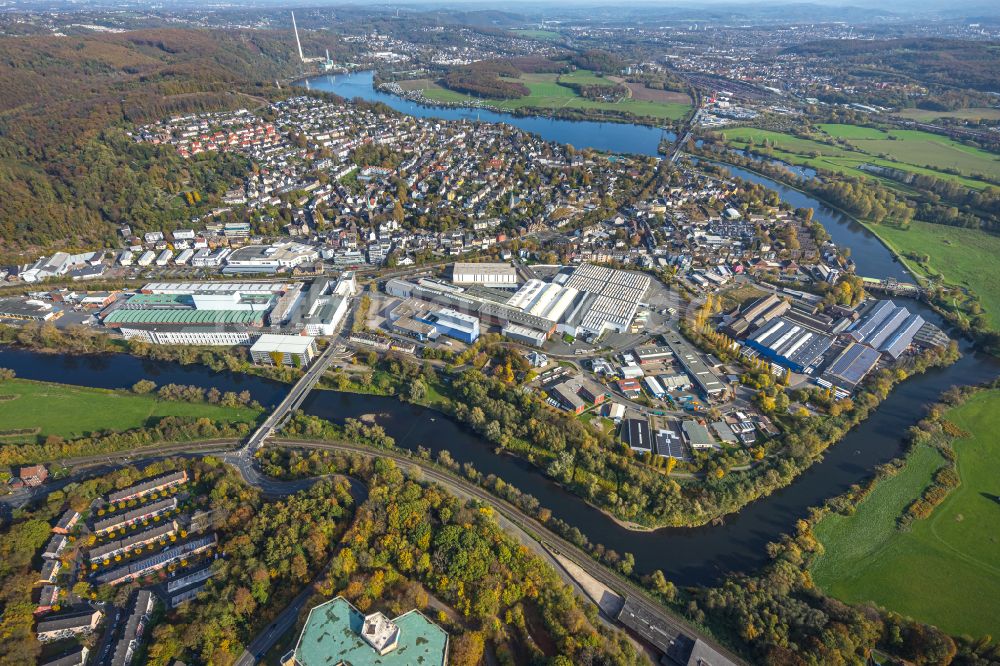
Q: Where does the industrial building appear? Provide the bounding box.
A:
[681,421,716,449]
[662,334,728,399]
[745,316,834,373]
[386,263,649,347]
[722,293,790,337]
[108,279,351,345]
[452,262,518,288]
[848,300,925,360]
[821,342,882,391]
[621,418,652,453]
[0,297,57,322]
[506,280,580,323]
[558,263,651,335]
[250,334,318,367]
[288,278,349,336]
[223,242,319,274]
[547,375,607,414]
[654,424,689,460]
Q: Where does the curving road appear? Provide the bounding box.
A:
[8,437,743,666]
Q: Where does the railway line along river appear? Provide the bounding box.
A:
[1,76,995,585]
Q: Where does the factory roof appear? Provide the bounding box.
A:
[822,342,881,389]
[250,334,315,354]
[747,317,833,369]
[103,308,265,326]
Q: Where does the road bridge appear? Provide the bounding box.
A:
[241,342,341,456]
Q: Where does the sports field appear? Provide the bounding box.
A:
[720,125,999,189]
[414,71,691,121]
[0,378,261,443]
[811,389,1000,639]
[868,220,1000,330]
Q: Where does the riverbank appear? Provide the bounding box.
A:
[0,376,261,444]
[297,71,673,156]
[694,149,1000,353]
[377,77,688,129]
[811,384,1000,639]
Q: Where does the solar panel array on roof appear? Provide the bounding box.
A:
[822,342,881,389]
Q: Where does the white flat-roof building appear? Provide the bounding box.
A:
[224,242,318,274]
[452,262,518,288]
[250,334,318,367]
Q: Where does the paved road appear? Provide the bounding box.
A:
[242,341,341,456]
[8,437,742,666]
[270,439,746,666]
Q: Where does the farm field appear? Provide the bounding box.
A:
[413,71,690,121]
[719,125,998,189]
[896,107,1000,122]
[868,220,1000,330]
[0,378,262,443]
[811,389,1000,639]
[820,124,1000,180]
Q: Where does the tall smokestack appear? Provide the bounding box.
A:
[291,11,305,62]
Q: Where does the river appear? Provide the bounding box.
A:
[300,71,672,158]
[300,71,910,283]
[1,79,995,586]
[2,315,996,586]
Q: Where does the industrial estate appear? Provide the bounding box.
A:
[0,2,998,666]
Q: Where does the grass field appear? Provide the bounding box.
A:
[0,378,262,443]
[720,125,999,189]
[897,107,1000,123]
[415,71,691,121]
[812,390,1000,639]
[867,220,1000,330]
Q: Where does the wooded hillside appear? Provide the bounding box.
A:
[0,29,328,256]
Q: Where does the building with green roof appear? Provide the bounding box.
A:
[282,597,448,666]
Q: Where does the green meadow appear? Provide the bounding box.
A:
[720,124,999,189]
[416,71,690,121]
[867,220,1000,330]
[812,390,1000,639]
[0,378,261,443]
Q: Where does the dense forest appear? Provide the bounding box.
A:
[319,458,645,665]
[441,60,530,99]
[0,29,330,257]
[786,38,1000,94]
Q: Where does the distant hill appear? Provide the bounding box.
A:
[784,38,1000,92]
[0,29,328,255]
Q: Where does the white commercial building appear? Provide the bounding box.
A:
[452,262,518,288]
[250,334,318,367]
[224,242,318,274]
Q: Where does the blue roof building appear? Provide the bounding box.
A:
[283,597,448,666]
[745,317,834,373]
